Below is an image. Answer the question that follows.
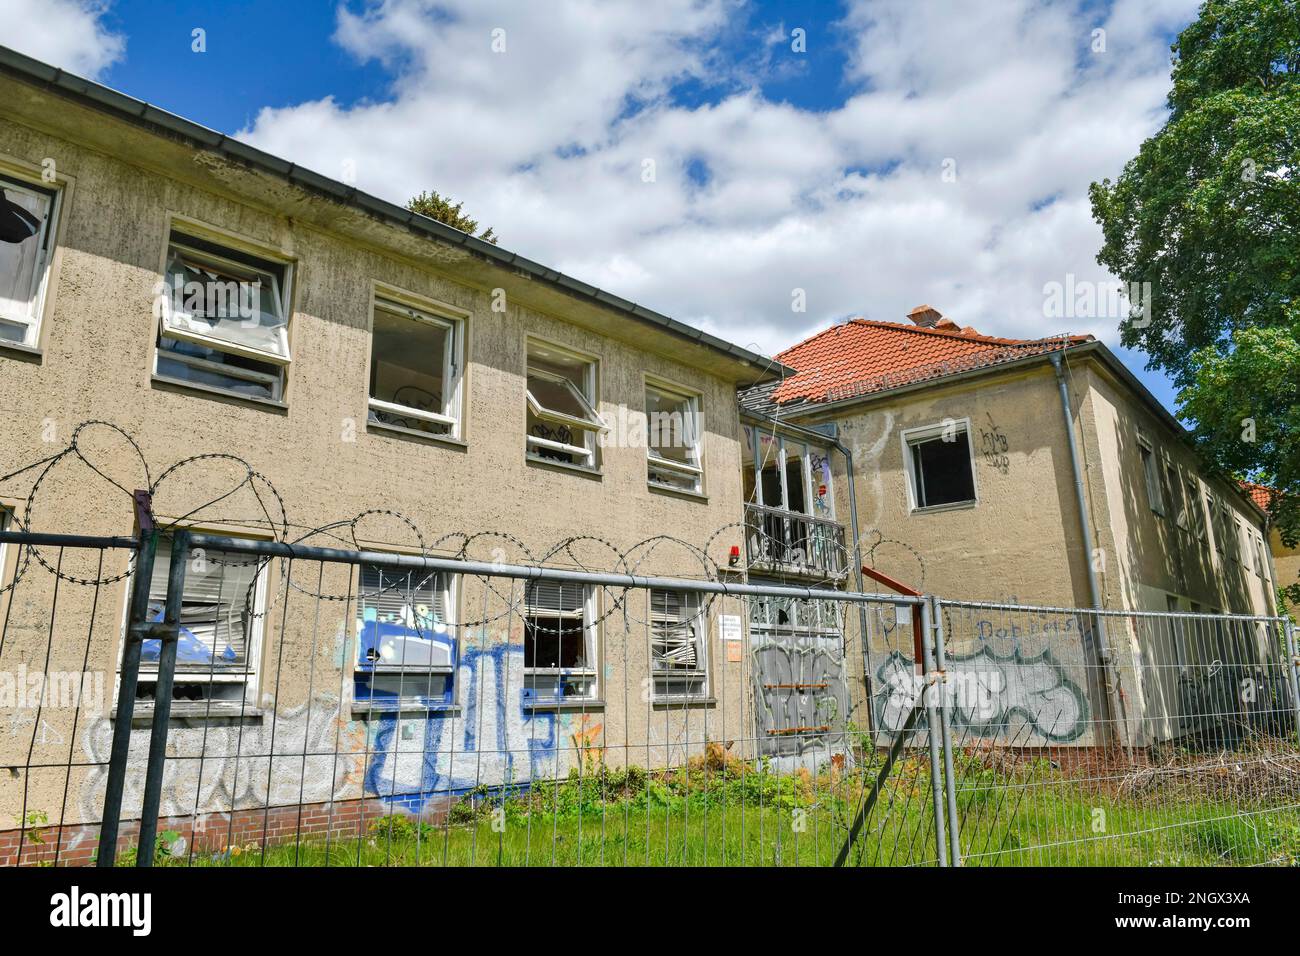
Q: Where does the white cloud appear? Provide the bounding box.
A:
[0,0,124,79]
[238,0,1203,358]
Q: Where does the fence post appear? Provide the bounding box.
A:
[930,595,961,866]
[1284,620,1300,749]
[97,491,155,867]
[918,598,949,867]
[135,528,189,866]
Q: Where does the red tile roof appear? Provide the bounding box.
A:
[769,318,1093,406]
[1241,481,1274,512]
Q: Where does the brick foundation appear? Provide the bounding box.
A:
[0,795,455,867]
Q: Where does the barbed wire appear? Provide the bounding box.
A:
[0,421,852,635]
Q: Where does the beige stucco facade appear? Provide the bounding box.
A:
[0,70,785,836]
[782,349,1279,747]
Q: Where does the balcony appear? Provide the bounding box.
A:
[744,503,849,581]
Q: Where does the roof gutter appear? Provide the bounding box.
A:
[0,45,792,382]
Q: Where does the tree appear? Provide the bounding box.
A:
[406,190,497,245]
[1089,0,1299,603]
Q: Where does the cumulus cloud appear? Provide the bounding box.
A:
[238,0,1203,356]
[0,0,124,79]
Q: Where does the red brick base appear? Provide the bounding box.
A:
[0,795,455,867]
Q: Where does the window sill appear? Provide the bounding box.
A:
[652,697,716,710]
[152,374,289,413]
[114,702,265,723]
[367,419,468,450]
[522,698,605,713]
[0,339,42,363]
[909,500,977,516]
[352,702,462,717]
[526,454,603,481]
[647,482,708,504]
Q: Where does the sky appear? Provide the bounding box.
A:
[0,0,1204,414]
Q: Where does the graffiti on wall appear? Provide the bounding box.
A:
[978,414,1010,473]
[751,639,849,759]
[874,644,1088,742]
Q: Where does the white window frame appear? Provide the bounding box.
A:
[522,582,599,704]
[1186,476,1205,541]
[367,297,466,439]
[0,171,60,348]
[645,380,704,494]
[648,589,710,702]
[154,230,293,400]
[352,562,458,712]
[525,339,606,466]
[120,536,268,714]
[1137,435,1164,516]
[900,418,978,513]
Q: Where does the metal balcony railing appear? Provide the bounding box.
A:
[744,503,849,580]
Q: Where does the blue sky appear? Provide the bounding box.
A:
[6,0,1199,414]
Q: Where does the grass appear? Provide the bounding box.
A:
[117,741,1300,867]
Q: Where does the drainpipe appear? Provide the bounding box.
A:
[1050,352,1127,753]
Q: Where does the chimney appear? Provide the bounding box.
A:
[907,304,944,328]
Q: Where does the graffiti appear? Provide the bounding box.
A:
[978,413,1009,473]
[751,639,849,759]
[78,698,362,833]
[875,645,1088,742]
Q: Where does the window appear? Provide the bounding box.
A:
[903,421,976,510]
[0,172,58,348]
[645,382,703,493]
[1252,533,1267,579]
[354,564,456,709]
[1163,461,1187,529]
[1207,493,1223,554]
[367,298,465,438]
[523,581,598,703]
[133,537,266,709]
[155,231,292,401]
[1138,437,1163,515]
[649,589,708,701]
[1186,478,1204,540]
[525,340,605,467]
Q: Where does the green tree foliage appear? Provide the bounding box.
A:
[1090,0,1300,591]
[406,190,498,245]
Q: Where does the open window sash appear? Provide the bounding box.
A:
[367,300,460,431]
[526,366,606,433]
[0,178,55,345]
[161,241,291,364]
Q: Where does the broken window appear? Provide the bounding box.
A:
[1138,437,1163,515]
[155,231,291,400]
[354,564,456,709]
[646,382,703,493]
[367,298,464,438]
[131,537,266,710]
[904,422,976,510]
[523,581,597,704]
[0,173,58,348]
[525,340,605,467]
[1163,462,1188,529]
[649,589,708,700]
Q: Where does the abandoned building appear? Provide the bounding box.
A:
[0,46,1292,861]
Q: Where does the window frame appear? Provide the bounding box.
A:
[366,295,467,439]
[644,378,704,495]
[120,534,269,714]
[1137,435,1164,516]
[0,170,61,349]
[522,581,600,705]
[648,588,710,702]
[352,561,459,713]
[153,227,294,402]
[900,418,978,513]
[524,338,606,468]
